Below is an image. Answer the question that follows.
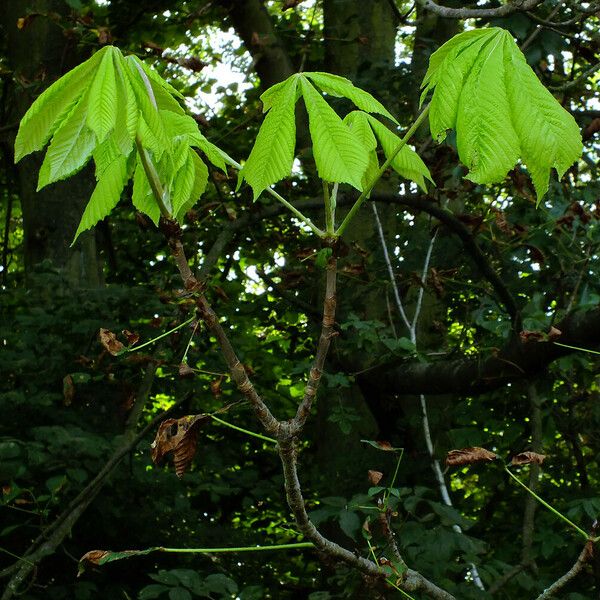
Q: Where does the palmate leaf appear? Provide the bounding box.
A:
[368,117,432,192]
[14,48,105,162]
[174,152,208,221]
[86,47,119,143]
[304,72,398,124]
[300,77,368,190]
[160,111,228,172]
[344,111,433,192]
[132,156,160,225]
[422,27,582,200]
[241,76,298,200]
[73,153,129,242]
[37,92,96,190]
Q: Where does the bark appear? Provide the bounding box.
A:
[362,307,600,396]
[0,0,102,288]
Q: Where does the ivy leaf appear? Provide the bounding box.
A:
[366,115,433,191]
[14,48,104,162]
[86,47,119,143]
[73,153,129,242]
[241,76,298,200]
[304,71,398,124]
[37,92,95,190]
[299,76,368,190]
[422,27,582,200]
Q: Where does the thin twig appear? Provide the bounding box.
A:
[417,0,543,19]
[374,212,485,590]
[534,540,592,599]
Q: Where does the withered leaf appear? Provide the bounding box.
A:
[178,363,195,378]
[79,550,109,568]
[446,447,497,467]
[511,452,546,466]
[519,330,545,343]
[151,414,209,478]
[63,374,75,406]
[368,470,383,485]
[548,326,562,340]
[99,329,125,356]
[361,439,402,452]
[122,329,140,346]
[210,376,223,398]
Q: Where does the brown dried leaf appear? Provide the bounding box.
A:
[519,330,545,343]
[151,414,209,478]
[446,447,497,467]
[210,376,223,398]
[63,374,75,406]
[511,452,546,466]
[548,326,562,340]
[122,329,140,346]
[79,550,109,567]
[178,363,195,378]
[99,329,125,356]
[368,470,383,485]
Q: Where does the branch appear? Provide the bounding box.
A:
[534,540,593,599]
[368,192,521,329]
[362,307,600,396]
[293,251,337,431]
[417,0,543,19]
[160,218,281,436]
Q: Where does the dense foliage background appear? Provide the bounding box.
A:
[1,1,600,598]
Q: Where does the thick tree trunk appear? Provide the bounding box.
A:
[0,0,103,288]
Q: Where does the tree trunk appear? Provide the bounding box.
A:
[0,0,103,288]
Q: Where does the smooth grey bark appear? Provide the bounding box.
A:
[0,0,103,288]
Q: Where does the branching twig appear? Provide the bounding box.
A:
[417,0,543,19]
[534,540,593,599]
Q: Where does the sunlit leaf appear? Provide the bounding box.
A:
[299,76,368,190]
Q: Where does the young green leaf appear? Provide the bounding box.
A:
[73,153,129,242]
[86,47,119,143]
[14,48,104,162]
[299,76,368,190]
[504,35,583,200]
[171,149,196,218]
[113,58,139,155]
[344,111,380,193]
[93,136,123,180]
[422,27,582,200]
[126,55,185,115]
[241,76,298,200]
[132,156,160,225]
[304,72,398,124]
[37,93,95,190]
[174,152,208,222]
[456,34,520,184]
[160,111,228,172]
[366,115,433,191]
